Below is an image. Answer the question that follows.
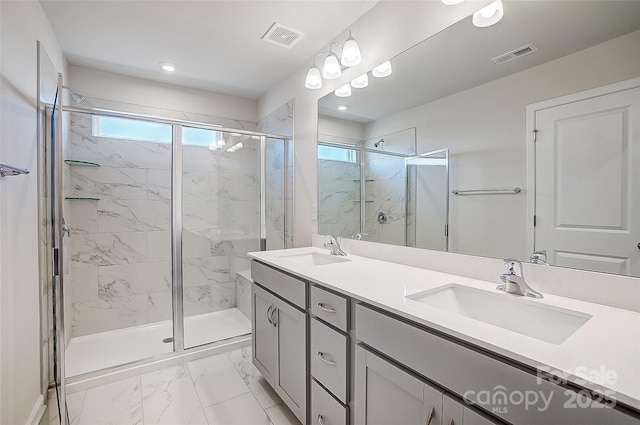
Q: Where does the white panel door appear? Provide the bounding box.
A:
[535,87,640,275]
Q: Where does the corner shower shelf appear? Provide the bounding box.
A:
[64,159,100,167]
[352,200,375,203]
[65,197,100,201]
[352,179,375,182]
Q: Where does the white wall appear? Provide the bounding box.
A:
[258,1,491,247]
[364,30,640,260]
[69,65,258,128]
[0,2,67,424]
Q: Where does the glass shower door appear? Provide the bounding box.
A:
[180,127,259,349]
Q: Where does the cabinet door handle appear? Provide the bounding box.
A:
[271,306,278,327]
[426,407,435,425]
[448,419,455,425]
[266,305,273,325]
[317,351,337,366]
[317,303,337,314]
[317,414,325,425]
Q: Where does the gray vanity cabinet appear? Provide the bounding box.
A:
[251,262,308,423]
[354,345,444,425]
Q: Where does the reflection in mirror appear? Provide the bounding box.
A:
[317,0,640,277]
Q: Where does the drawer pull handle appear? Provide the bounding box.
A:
[266,305,273,325]
[317,303,337,314]
[426,407,435,425]
[271,306,278,327]
[317,414,326,425]
[317,352,337,366]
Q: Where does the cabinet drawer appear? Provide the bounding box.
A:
[312,379,348,425]
[311,318,348,403]
[311,285,349,331]
[356,304,639,425]
[251,260,306,309]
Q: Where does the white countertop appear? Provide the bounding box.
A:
[248,247,640,411]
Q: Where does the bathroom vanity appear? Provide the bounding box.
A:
[248,247,640,425]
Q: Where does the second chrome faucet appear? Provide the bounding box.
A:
[497,259,543,298]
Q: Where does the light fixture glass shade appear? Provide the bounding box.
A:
[472,0,504,27]
[350,73,369,89]
[441,0,464,5]
[341,37,362,67]
[305,66,323,89]
[372,60,392,78]
[334,84,352,98]
[322,54,342,79]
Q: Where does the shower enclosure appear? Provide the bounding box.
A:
[39,72,292,418]
[318,136,448,250]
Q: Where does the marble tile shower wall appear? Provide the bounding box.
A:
[364,152,407,246]
[258,100,294,250]
[318,159,361,238]
[66,112,260,337]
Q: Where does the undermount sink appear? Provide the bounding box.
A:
[407,284,592,344]
[280,252,351,266]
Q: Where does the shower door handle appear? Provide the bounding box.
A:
[61,217,71,237]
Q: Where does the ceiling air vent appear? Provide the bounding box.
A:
[261,22,304,49]
[491,43,539,65]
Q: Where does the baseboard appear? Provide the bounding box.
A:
[25,394,45,425]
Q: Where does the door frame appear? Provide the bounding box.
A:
[525,77,640,255]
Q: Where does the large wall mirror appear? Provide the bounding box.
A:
[317,0,640,277]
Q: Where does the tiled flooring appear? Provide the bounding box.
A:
[45,346,301,425]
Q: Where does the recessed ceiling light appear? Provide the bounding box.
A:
[337,105,348,111]
[159,61,178,72]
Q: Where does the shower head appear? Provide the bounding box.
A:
[63,85,85,104]
[374,138,385,148]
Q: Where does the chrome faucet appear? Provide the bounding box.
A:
[324,236,346,256]
[530,250,548,265]
[497,259,543,298]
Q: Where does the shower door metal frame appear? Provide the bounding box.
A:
[52,104,290,374]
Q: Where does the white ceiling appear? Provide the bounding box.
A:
[318,0,640,123]
[40,0,379,99]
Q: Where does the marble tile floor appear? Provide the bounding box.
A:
[44,346,301,425]
[66,308,251,377]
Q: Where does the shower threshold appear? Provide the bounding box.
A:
[65,307,250,377]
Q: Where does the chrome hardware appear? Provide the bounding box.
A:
[377,211,387,224]
[451,187,521,195]
[271,306,278,327]
[426,406,435,425]
[323,235,347,256]
[497,259,543,299]
[637,242,640,250]
[317,303,337,314]
[317,414,325,425]
[0,161,29,177]
[448,419,455,425]
[353,232,367,240]
[266,305,273,325]
[61,217,71,238]
[317,352,337,366]
[530,250,548,265]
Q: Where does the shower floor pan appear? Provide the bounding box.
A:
[65,307,251,377]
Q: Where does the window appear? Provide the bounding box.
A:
[92,116,172,143]
[318,145,357,163]
[92,116,223,147]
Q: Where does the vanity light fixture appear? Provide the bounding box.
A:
[341,30,362,67]
[304,31,362,89]
[473,0,504,27]
[159,61,178,72]
[337,105,348,111]
[372,60,392,78]
[350,73,369,89]
[335,83,352,97]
